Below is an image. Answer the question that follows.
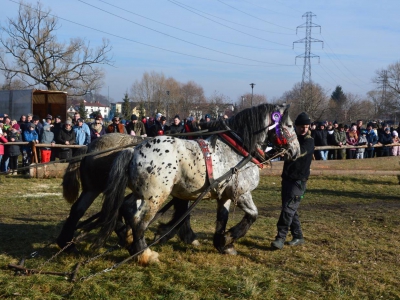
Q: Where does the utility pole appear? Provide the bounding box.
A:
[380,70,388,104]
[293,12,323,112]
[166,90,170,121]
[250,83,255,106]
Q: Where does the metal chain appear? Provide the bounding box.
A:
[36,230,90,273]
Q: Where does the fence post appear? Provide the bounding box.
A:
[31,141,38,164]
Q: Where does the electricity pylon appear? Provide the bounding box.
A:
[293,12,323,112]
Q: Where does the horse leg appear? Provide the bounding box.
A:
[115,193,136,248]
[56,190,99,252]
[214,192,258,255]
[121,196,160,265]
[213,199,233,254]
[154,198,199,246]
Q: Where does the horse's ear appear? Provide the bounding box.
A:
[283,104,290,115]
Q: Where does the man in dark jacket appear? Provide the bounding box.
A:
[126,114,146,136]
[167,115,184,134]
[312,122,328,160]
[50,115,63,161]
[57,119,76,160]
[151,116,170,136]
[271,112,315,250]
[378,127,393,157]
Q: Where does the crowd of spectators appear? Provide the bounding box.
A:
[1,111,399,174]
[0,111,221,174]
[311,119,400,160]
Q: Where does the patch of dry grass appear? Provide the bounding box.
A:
[0,171,399,299]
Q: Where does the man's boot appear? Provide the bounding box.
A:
[287,238,305,246]
[271,238,285,250]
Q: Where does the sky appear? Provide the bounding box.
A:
[1,0,400,104]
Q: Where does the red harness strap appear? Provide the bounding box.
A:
[218,132,265,169]
[196,139,214,183]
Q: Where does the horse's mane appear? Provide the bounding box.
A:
[201,103,278,154]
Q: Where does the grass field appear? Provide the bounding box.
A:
[0,158,399,299]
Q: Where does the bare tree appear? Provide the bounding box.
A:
[235,93,267,112]
[375,61,400,94]
[366,89,399,121]
[207,91,231,119]
[179,81,206,119]
[0,78,26,90]
[0,1,112,95]
[130,71,167,117]
[279,82,329,121]
[164,76,181,121]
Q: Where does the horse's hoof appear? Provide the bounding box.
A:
[64,244,80,256]
[223,246,237,255]
[153,234,161,243]
[137,248,160,266]
[191,239,200,247]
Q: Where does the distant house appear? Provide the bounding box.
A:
[85,101,110,120]
[110,101,148,119]
[67,105,77,118]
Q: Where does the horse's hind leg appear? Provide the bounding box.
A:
[214,192,258,255]
[56,190,99,252]
[154,198,198,246]
[121,196,160,265]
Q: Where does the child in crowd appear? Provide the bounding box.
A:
[0,131,7,171]
[7,124,22,175]
[22,123,39,168]
[392,131,400,156]
[40,124,55,162]
[356,129,368,159]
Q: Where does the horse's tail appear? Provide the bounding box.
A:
[86,147,135,248]
[62,146,88,204]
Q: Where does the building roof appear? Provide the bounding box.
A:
[85,101,109,108]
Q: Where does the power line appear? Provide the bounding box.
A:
[170,0,295,35]
[319,33,370,86]
[239,0,298,18]
[97,0,290,51]
[216,0,294,31]
[8,0,292,68]
[274,0,304,14]
[79,0,293,66]
[168,0,294,46]
[321,48,366,88]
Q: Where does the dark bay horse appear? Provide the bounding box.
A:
[89,104,300,264]
[57,133,198,253]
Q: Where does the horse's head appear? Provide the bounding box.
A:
[265,104,300,161]
[222,103,300,161]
